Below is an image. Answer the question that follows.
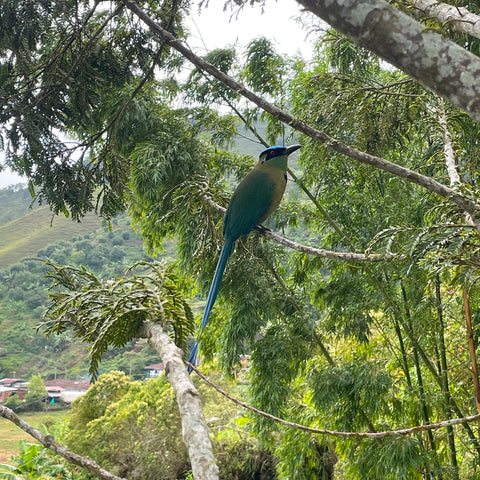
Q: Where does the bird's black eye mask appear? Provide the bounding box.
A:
[260,147,284,163]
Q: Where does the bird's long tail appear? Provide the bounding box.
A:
[188,236,235,372]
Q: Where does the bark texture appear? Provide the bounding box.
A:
[139,321,219,480]
[0,405,127,480]
[411,0,480,40]
[297,0,480,122]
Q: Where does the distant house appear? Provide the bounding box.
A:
[44,379,91,404]
[0,377,91,405]
[145,363,165,378]
[0,378,27,402]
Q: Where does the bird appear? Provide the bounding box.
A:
[188,144,302,371]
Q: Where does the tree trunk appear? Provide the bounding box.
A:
[139,321,220,480]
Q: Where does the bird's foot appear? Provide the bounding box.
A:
[256,224,271,234]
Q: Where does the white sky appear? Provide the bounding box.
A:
[0,0,316,189]
[188,0,314,57]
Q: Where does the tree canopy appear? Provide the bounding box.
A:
[4,0,480,479]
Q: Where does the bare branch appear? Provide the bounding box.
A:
[190,364,480,439]
[437,99,480,231]
[411,0,480,40]
[204,194,399,261]
[0,405,127,480]
[120,0,479,222]
[439,101,461,187]
[261,228,397,261]
[138,321,219,480]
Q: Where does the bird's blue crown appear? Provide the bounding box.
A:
[266,145,284,150]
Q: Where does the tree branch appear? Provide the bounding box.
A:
[138,321,219,480]
[120,0,480,222]
[0,405,127,480]
[190,363,480,439]
[261,228,395,261]
[438,99,480,231]
[297,0,480,122]
[203,194,399,261]
[411,0,480,40]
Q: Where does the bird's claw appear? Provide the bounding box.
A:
[256,224,271,233]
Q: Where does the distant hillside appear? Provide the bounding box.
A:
[0,185,33,225]
[0,186,106,269]
[0,186,170,380]
[0,206,105,269]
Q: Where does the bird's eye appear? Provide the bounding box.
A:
[265,149,277,161]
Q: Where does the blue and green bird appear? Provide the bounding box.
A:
[188,144,302,370]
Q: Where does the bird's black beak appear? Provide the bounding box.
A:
[284,144,302,156]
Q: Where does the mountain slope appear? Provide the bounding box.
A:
[0,205,104,269]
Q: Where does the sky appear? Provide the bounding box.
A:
[0,0,315,189]
[188,0,314,57]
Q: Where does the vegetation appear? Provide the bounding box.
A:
[0,410,68,463]
[64,371,274,480]
[2,0,480,479]
[0,188,174,379]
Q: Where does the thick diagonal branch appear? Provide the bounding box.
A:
[138,321,219,480]
[297,0,480,122]
[0,405,126,480]
[411,0,480,40]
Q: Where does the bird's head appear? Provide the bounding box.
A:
[258,144,302,167]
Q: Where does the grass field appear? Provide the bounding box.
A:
[0,409,69,463]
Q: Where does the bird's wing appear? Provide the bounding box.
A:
[223,169,276,240]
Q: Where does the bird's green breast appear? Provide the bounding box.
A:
[223,162,287,240]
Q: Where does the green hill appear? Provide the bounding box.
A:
[0,205,105,269]
[0,186,110,269]
[0,186,168,381]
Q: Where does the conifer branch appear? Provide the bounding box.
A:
[189,364,480,439]
[0,405,127,480]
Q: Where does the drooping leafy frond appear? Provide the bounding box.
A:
[40,260,194,380]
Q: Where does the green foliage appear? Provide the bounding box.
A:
[24,374,48,411]
[242,37,286,96]
[185,48,239,105]
[0,0,187,220]
[66,371,275,480]
[275,431,336,480]
[127,105,209,251]
[4,2,480,478]
[240,37,290,144]
[3,394,22,412]
[312,359,391,431]
[41,261,194,380]
[68,371,131,437]
[342,436,424,480]
[0,417,72,480]
[2,440,72,480]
